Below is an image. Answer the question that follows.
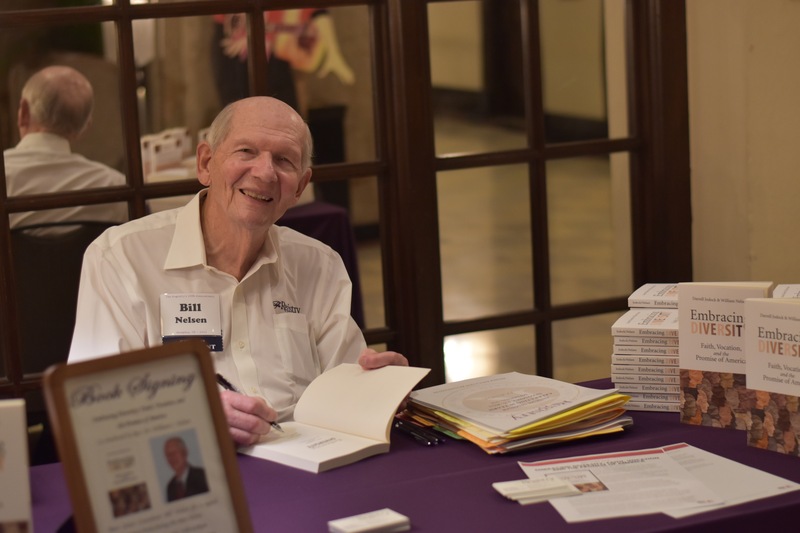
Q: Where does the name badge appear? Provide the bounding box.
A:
[160,293,223,351]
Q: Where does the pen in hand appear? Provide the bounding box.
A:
[215,373,284,433]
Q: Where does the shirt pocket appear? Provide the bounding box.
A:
[273,312,321,388]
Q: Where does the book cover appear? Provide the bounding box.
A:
[241,364,429,473]
[0,399,31,531]
[628,283,679,309]
[611,309,679,337]
[678,281,774,429]
[744,298,800,456]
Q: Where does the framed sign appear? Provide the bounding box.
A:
[44,340,252,533]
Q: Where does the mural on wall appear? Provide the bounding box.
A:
[212,9,354,111]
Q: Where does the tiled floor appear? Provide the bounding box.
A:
[356,115,630,384]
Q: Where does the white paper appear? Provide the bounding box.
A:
[661,443,800,518]
[519,442,800,523]
[519,445,722,522]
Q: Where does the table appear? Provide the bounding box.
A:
[30,379,800,532]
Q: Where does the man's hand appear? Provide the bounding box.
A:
[219,390,279,446]
[358,347,409,369]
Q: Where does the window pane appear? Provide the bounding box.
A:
[429,0,527,156]
[2,22,127,178]
[444,326,536,383]
[547,155,631,305]
[540,0,610,142]
[355,179,386,329]
[552,313,618,383]
[438,164,533,321]
[295,6,376,163]
[604,0,630,139]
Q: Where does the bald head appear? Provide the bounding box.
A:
[205,96,314,171]
[18,65,94,141]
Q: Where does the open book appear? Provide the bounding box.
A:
[240,364,430,473]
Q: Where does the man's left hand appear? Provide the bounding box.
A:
[358,347,408,369]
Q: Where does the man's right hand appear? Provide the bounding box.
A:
[219,390,279,446]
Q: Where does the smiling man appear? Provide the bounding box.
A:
[68,97,407,445]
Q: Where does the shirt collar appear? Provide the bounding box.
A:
[15,132,71,154]
[164,190,279,274]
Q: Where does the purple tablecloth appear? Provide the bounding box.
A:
[30,379,800,532]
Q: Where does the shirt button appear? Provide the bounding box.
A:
[237,341,246,350]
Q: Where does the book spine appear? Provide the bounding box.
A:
[612,344,680,355]
[613,336,680,346]
[612,326,679,337]
[611,355,679,366]
[626,392,680,403]
[611,364,679,376]
[615,383,681,394]
[624,401,680,413]
[611,373,680,384]
[628,298,678,309]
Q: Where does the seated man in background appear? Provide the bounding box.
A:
[68,96,407,446]
[4,65,127,229]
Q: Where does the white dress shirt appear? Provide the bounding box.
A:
[4,132,127,228]
[68,191,365,420]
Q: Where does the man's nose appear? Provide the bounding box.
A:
[252,152,277,181]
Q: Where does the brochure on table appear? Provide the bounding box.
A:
[43,340,252,533]
[518,442,800,523]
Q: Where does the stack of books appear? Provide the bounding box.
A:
[404,372,632,454]
[610,283,681,412]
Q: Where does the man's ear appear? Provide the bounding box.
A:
[294,168,313,200]
[196,142,213,186]
[17,98,30,135]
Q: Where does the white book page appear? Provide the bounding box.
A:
[244,421,386,472]
[294,364,430,442]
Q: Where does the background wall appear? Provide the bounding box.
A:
[687,0,800,283]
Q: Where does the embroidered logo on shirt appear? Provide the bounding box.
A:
[273,300,301,314]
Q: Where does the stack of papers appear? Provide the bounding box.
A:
[492,477,580,505]
[406,372,632,454]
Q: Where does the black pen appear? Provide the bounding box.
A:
[396,417,445,444]
[215,373,284,433]
[393,418,441,446]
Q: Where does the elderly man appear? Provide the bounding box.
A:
[4,65,127,228]
[68,97,407,445]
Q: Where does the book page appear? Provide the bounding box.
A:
[294,364,430,442]
[244,422,388,473]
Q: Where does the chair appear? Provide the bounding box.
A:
[11,221,115,464]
